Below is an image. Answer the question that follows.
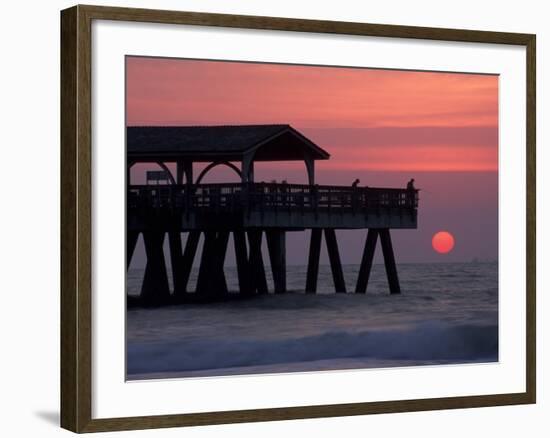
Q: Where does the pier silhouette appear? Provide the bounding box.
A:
[127,124,419,305]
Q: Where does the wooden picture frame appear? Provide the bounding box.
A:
[60,4,536,433]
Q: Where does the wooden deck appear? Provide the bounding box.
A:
[128,182,418,231]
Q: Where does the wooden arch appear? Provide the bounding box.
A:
[127,161,176,185]
[195,161,242,184]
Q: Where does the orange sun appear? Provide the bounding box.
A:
[432,231,455,254]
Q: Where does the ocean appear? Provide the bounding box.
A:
[126,262,498,380]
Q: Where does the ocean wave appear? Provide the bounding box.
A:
[127,321,498,375]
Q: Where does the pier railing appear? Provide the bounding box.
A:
[128,182,418,215]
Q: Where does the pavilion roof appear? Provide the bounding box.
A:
[127,124,330,162]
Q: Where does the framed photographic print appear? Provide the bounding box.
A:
[60,4,536,433]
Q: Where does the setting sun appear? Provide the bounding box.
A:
[432,231,455,254]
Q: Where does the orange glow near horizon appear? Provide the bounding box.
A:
[126,57,498,173]
[325,145,498,172]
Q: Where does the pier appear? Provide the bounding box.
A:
[127,125,419,305]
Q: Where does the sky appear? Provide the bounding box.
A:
[126,56,498,265]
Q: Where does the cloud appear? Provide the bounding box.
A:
[126,57,498,172]
[126,57,498,129]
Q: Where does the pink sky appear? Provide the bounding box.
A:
[126,56,498,263]
[126,57,498,173]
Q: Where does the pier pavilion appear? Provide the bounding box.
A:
[127,124,418,305]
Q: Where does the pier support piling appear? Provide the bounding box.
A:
[379,228,401,294]
[168,231,185,295]
[324,229,347,293]
[248,230,268,294]
[195,232,218,297]
[234,230,254,296]
[127,231,139,270]
[214,231,229,294]
[195,231,229,298]
[355,229,379,294]
[306,229,322,293]
[178,231,200,295]
[266,230,287,293]
[141,231,170,305]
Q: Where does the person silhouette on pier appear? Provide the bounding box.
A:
[406,178,416,208]
[351,178,360,209]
